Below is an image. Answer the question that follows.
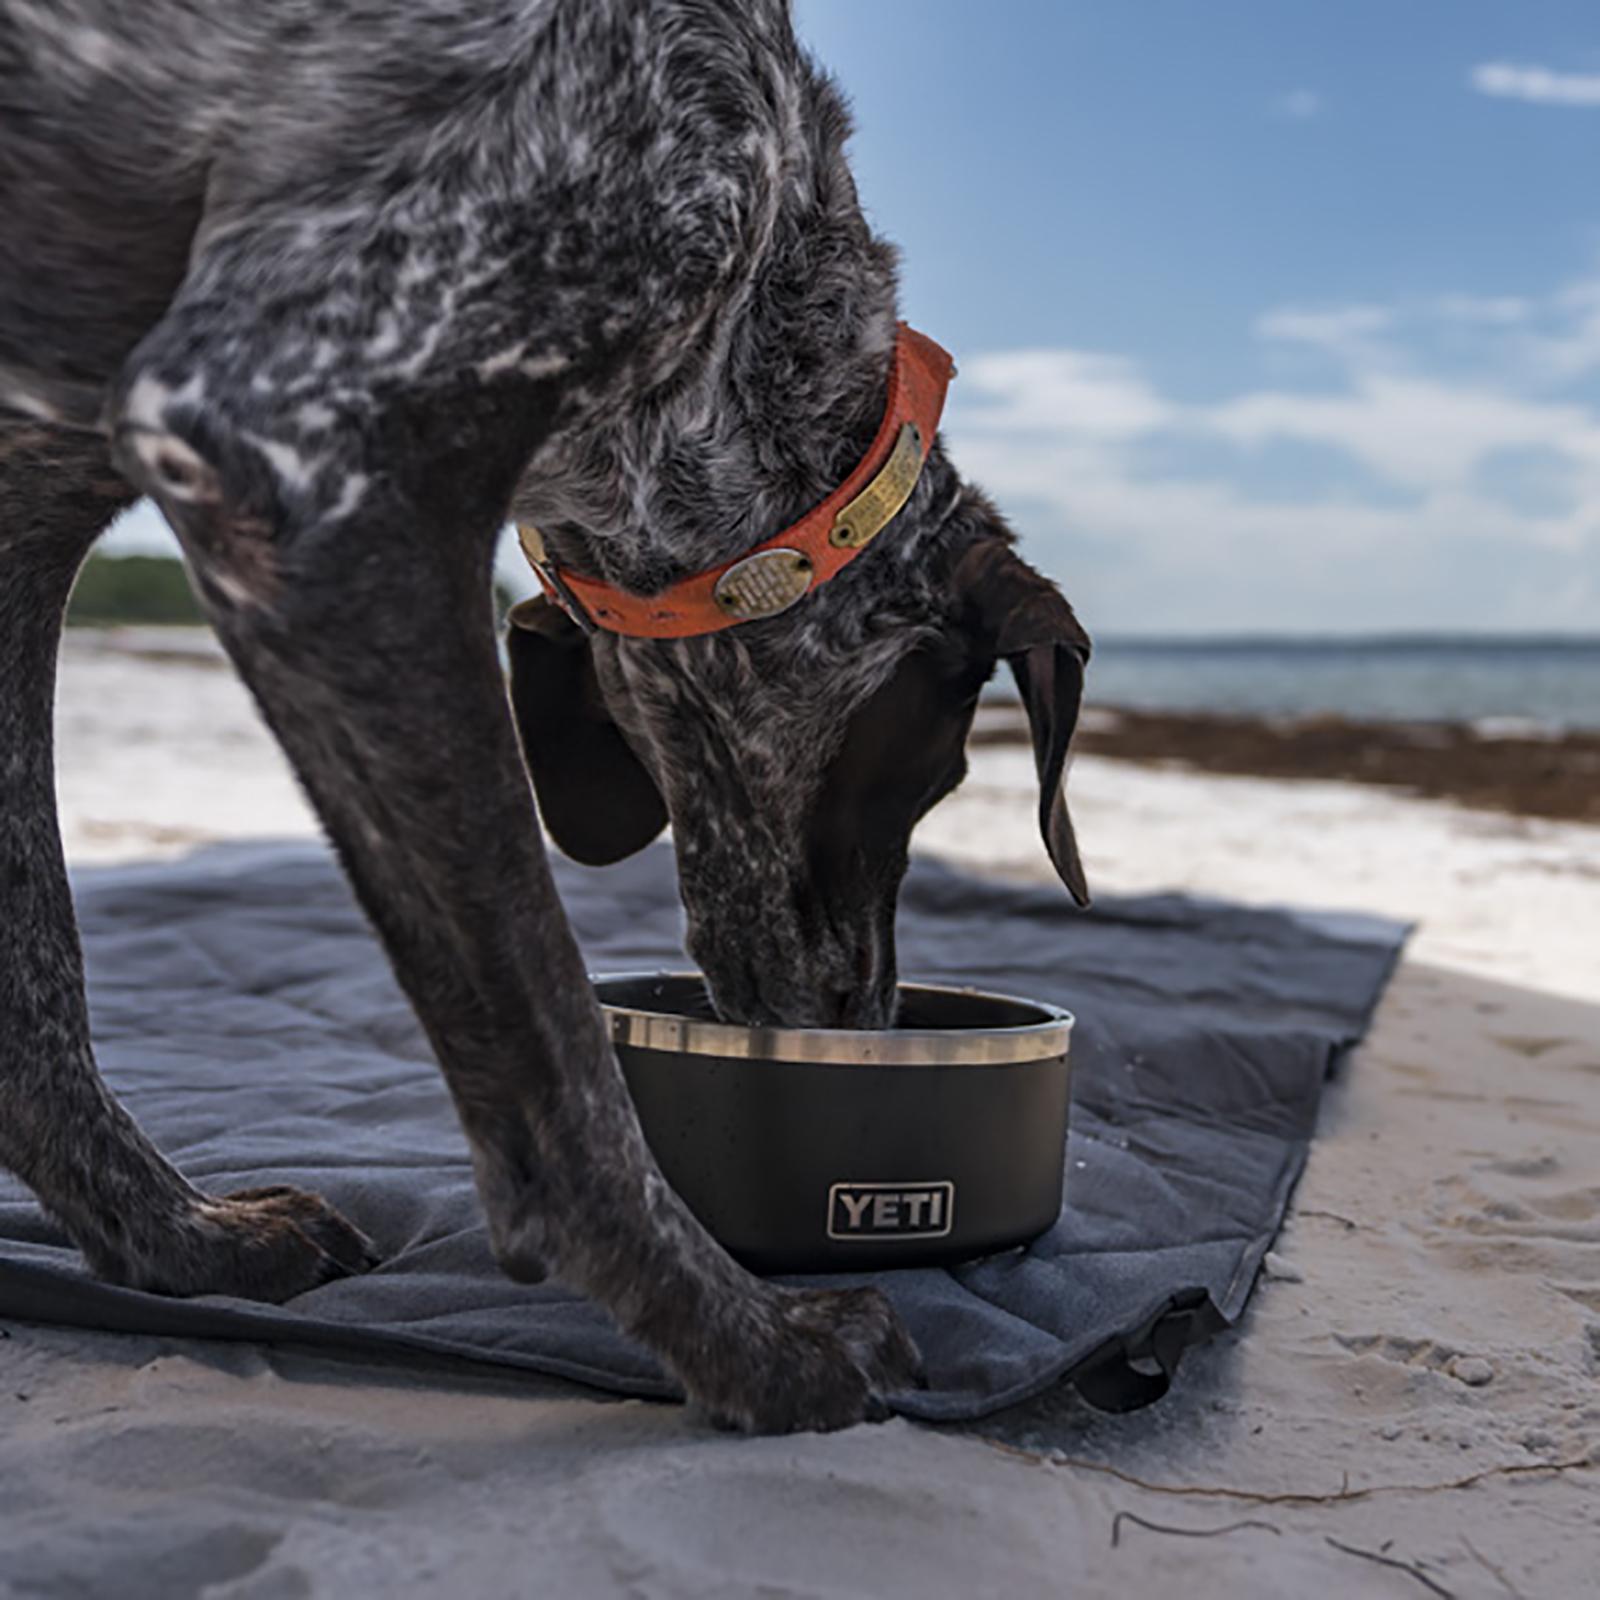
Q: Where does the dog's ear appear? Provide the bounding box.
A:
[505,597,668,866]
[954,538,1093,906]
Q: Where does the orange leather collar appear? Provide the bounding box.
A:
[516,323,955,639]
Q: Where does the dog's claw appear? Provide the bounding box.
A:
[691,1284,922,1435]
[109,1185,379,1303]
[214,1185,379,1295]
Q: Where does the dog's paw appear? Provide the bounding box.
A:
[692,1285,923,1435]
[115,1185,380,1302]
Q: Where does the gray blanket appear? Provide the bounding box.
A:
[0,843,1406,1420]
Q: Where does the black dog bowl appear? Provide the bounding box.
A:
[595,973,1073,1272]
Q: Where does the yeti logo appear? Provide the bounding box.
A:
[827,1181,955,1241]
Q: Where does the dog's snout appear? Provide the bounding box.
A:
[694,926,897,1030]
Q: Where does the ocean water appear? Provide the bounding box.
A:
[1069,637,1600,732]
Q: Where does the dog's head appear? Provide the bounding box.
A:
[506,493,1089,1028]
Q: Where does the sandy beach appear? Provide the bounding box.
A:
[4,629,1597,1598]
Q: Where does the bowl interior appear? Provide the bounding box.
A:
[592,972,1061,1034]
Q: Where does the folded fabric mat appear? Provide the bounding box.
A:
[0,842,1406,1421]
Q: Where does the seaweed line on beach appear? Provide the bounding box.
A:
[972,703,1600,825]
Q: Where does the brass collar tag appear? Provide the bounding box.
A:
[513,324,955,639]
[712,548,816,622]
[829,422,924,551]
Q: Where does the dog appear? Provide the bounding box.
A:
[0,0,1090,1432]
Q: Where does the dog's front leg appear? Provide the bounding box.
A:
[111,369,919,1432]
[0,428,377,1298]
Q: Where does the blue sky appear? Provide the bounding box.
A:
[110,2,1600,635]
[788,0,1600,634]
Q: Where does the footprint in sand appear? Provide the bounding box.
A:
[1419,1168,1600,1305]
[1493,1034,1577,1059]
[1479,1153,1562,1179]
[1332,1332,1459,1370]
[1434,1167,1600,1233]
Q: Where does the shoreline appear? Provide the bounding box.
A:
[71,625,1599,823]
[54,630,1600,1008]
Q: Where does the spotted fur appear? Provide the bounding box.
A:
[0,0,1087,1432]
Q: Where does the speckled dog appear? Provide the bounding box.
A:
[0,0,1090,1432]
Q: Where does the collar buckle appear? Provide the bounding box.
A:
[517,523,597,634]
[511,324,954,640]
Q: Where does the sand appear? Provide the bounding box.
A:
[3,629,1596,1599]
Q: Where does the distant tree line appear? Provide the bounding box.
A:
[66,553,205,626]
[66,551,521,627]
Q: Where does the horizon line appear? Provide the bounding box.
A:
[1094,630,1600,649]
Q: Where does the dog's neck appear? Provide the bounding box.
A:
[513,75,906,599]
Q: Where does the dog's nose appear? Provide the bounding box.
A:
[703,965,891,1030]
[691,917,898,1029]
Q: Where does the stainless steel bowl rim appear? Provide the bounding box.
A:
[595,973,1074,1067]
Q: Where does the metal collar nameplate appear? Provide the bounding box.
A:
[514,323,955,640]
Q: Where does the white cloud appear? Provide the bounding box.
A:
[1432,294,1530,325]
[1208,374,1600,506]
[1471,62,1600,107]
[1255,304,1392,352]
[946,269,1600,631]
[92,267,1600,634]
[100,500,177,556]
[959,350,1173,439]
[1270,89,1322,120]
[1524,277,1600,383]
